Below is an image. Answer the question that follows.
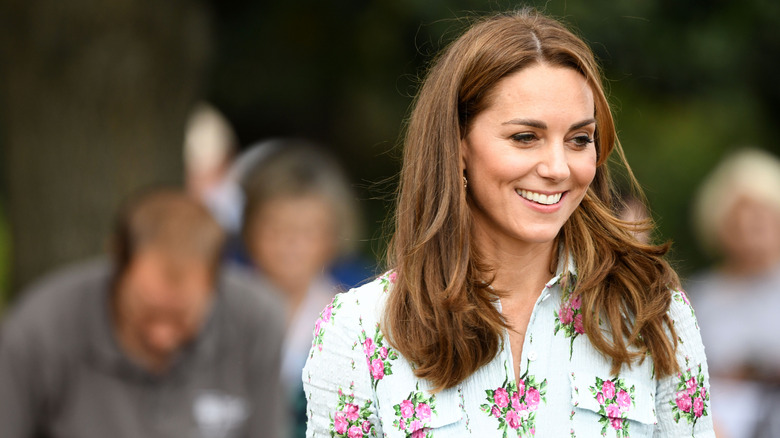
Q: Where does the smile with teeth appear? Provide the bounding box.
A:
[517,189,563,205]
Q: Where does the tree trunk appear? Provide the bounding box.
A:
[0,0,212,294]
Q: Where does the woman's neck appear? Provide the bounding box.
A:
[474,229,556,301]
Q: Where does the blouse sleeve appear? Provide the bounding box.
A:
[654,290,715,437]
[302,290,382,438]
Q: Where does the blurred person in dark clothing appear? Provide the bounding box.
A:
[686,148,780,438]
[0,188,286,438]
[239,140,366,438]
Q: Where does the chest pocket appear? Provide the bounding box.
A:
[376,381,463,437]
[569,371,656,436]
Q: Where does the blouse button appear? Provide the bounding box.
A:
[528,350,538,361]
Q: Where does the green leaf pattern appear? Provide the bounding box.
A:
[328,383,376,438]
[479,362,548,437]
[587,376,636,437]
[392,386,437,438]
[669,363,709,434]
[311,295,343,356]
[553,274,584,359]
[358,321,399,390]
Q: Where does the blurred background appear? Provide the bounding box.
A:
[1,0,780,307]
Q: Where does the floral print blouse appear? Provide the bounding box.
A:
[303,260,715,437]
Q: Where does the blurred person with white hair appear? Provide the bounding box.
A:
[687,148,780,438]
[184,102,242,234]
[238,139,367,438]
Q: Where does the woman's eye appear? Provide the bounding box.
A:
[571,135,594,147]
[511,133,537,144]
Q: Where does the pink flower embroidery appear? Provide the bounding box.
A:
[345,403,360,421]
[334,412,348,434]
[605,403,621,419]
[411,429,426,438]
[588,376,635,435]
[669,363,709,428]
[363,338,375,358]
[506,409,521,429]
[400,400,414,418]
[494,387,510,408]
[361,420,371,433]
[359,322,398,389]
[481,370,546,436]
[511,391,521,411]
[570,294,582,310]
[559,305,574,324]
[516,403,528,415]
[526,387,541,410]
[602,380,616,399]
[415,403,432,421]
[554,274,584,358]
[617,390,631,412]
[370,358,385,380]
[686,377,697,396]
[398,418,406,430]
[389,271,398,283]
[409,420,423,433]
[693,397,705,418]
[675,391,692,413]
[573,313,585,335]
[322,305,333,323]
[347,425,363,438]
[312,297,342,354]
[314,319,322,336]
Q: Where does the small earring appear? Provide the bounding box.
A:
[463,175,468,190]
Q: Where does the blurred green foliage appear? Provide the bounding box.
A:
[205,0,780,276]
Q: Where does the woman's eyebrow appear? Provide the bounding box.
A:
[501,118,546,129]
[570,118,596,130]
[500,118,596,130]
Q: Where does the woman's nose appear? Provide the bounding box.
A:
[537,142,570,182]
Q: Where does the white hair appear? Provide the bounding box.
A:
[692,148,780,255]
[183,103,237,174]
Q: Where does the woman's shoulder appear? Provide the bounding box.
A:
[335,271,396,318]
[309,272,395,353]
[667,288,698,326]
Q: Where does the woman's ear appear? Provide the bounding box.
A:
[460,137,469,172]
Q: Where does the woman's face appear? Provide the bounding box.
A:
[248,195,337,295]
[461,63,598,252]
[718,195,780,266]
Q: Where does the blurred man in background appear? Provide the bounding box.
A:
[687,148,780,438]
[0,188,286,438]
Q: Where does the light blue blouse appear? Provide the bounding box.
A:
[303,260,714,437]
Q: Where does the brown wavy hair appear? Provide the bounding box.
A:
[384,9,680,391]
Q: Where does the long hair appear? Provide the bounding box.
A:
[384,9,679,391]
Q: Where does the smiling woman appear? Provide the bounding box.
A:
[463,65,597,251]
[303,8,715,437]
